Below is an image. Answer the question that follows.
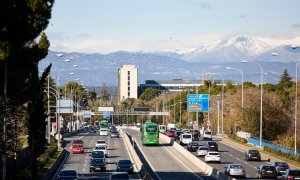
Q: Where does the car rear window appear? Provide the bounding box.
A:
[290,170,300,176]
[230,165,243,169]
[262,166,275,170]
[97,140,105,144]
[209,152,219,155]
[146,126,157,132]
[204,132,212,135]
[249,150,259,154]
[59,170,77,176]
[276,162,288,167]
[183,135,191,138]
[207,142,217,145]
[199,147,208,150]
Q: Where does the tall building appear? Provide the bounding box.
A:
[118,64,138,101]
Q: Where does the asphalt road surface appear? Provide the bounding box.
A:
[53,129,140,180]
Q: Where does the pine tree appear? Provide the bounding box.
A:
[279,68,292,84]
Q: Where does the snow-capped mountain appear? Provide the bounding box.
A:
[183,35,299,63]
[39,35,300,86]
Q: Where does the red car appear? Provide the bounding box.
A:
[166,130,175,137]
[72,139,84,154]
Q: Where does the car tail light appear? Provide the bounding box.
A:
[242,169,246,173]
[287,175,294,179]
[261,169,266,172]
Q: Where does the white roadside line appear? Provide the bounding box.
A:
[161,141,205,180]
[134,137,162,180]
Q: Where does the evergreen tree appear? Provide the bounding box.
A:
[279,68,292,84]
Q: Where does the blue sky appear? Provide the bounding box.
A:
[45,0,300,54]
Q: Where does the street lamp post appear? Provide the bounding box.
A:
[226,67,244,107]
[242,60,263,147]
[272,50,299,155]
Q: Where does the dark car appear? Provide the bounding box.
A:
[191,130,200,140]
[110,130,120,138]
[205,141,218,151]
[187,141,199,152]
[116,159,134,174]
[282,169,300,179]
[89,158,106,172]
[56,169,78,180]
[109,172,130,180]
[256,164,277,179]
[89,151,105,160]
[271,161,289,176]
[244,149,261,161]
[174,130,183,140]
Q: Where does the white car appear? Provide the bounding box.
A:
[196,146,209,157]
[203,131,212,140]
[100,129,108,136]
[93,146,108,157]
[95,140,107,147]
[224,164,246,178]
[205,151,221,163]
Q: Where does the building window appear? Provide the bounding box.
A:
[128,71,130,75]
[128,87,130,91]
[128,81,130,85]
[128,76,130,81]
[128,92,130,97]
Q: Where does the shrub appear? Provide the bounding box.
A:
[228,134,248,144]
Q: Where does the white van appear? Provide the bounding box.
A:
[180,133,192,145]
[159,125,166,133]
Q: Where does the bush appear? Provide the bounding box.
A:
[264,146,300,162]
[228,134,248,144]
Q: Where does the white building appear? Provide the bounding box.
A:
[118,64,138,101]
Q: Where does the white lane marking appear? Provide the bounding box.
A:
[135,139,162,180]
[162,145,205,180]
[121,130,145,180]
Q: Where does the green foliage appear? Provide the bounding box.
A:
[139,88,160,101]
[264,146,300,163]
[99,83,110,101]
[228,134,248,144]
[279,69,292,84]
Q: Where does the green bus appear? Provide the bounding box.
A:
[141,122,159,145]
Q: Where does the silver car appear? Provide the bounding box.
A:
[196,146,208,157]
[224,164,246,178]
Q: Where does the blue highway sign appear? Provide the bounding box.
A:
[187,94,209,112]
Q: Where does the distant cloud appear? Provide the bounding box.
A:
[47,31,71,40]
[239,14,246,18]
[292,24,300,28]
[186,0,213,10]
[75,33,90,38]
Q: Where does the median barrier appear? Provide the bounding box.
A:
[159,133,234,180]
[120,129,143,172]
[43,149,69,180]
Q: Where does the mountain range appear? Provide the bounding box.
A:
[39,35,300,87]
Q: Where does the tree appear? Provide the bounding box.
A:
[99,83,110,102]
[139,88,160,101]
[279,69,292,84]
[0,0,54,178]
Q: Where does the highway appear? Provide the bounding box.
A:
[54,130,140,180]
[176,137,270,179]
[125,128,215,180]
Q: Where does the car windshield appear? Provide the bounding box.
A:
[190,142,198,146]
[59,170,77,176]
[95,146,106,150]
[91,159,105,164]
[112,173,129,179]
[119,160,132,165]
[97,140,105,144]
[229,165,243,169]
